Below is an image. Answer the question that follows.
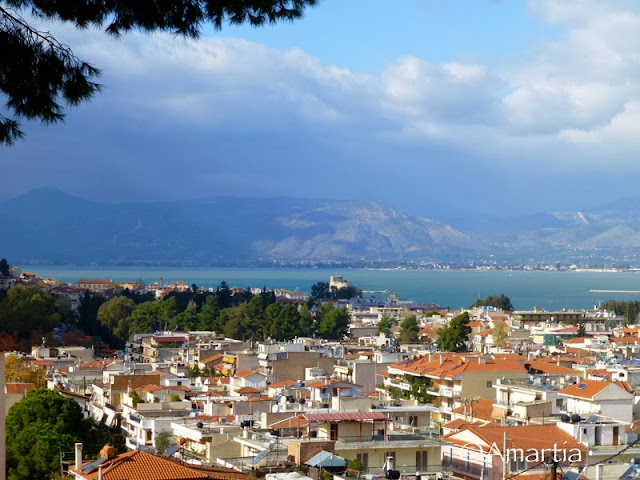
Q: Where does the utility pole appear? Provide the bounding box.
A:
[550,460,557,480]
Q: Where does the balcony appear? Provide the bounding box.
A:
[334,433,440,450]
[439,388,461,398]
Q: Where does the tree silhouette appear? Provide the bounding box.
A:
[0,0,318,145]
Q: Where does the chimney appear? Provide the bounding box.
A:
[75,443,83,470]
[428,353,433,362]
[439,354,443,366]
[98,466,103,480]
[386,455,395,472]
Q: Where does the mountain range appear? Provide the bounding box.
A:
[2,188,640,267]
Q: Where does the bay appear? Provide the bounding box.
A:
[23,266,640,311]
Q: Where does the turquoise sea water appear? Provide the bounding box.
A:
[24,266,640,311]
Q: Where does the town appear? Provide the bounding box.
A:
[2,264,640,480]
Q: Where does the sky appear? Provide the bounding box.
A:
[3,0,640,221]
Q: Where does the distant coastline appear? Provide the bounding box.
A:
[18,265,640,311]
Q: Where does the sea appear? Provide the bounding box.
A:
[23,266,640,311]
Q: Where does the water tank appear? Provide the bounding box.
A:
[571,414,581,424]
[196,421,204,429]
[385,471,400,479]
[560,414,570,423]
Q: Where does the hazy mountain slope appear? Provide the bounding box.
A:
[0,189,482,265]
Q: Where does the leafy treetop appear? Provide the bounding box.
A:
[470,294,514,311]
[436,312,471,352]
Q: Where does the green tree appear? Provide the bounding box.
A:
[398,315,419,344]
[492,320,508,346]
[470,294,514,311]
[198,295,221,331]
[76,291,106,336]
[155,430,174,455]
[0,0,318,145]
[169,298,199,331]
[376,314,392,336]
[436,312,471,352]
[311,282,330,299]
[316,304,349,339]
[0,258,9,276]
[6,388,104,480]
[297,304,315,337]
[0,284,64,347]
[576,323,587,337]
[97,295,136,331]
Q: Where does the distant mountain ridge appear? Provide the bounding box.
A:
[3,188,640,266]
[0,189,483,266]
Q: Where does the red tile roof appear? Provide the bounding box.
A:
[5,383,36,394]
[71,449,251,480]
[268,380,298,389]
[453,397,494,421]
[443,424,586,457]
[389,353,526,379]
[234,369,263,378]
[270,416,310,429]
[235,387,262,394]
[558,380,632,399]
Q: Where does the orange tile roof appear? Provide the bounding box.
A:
[246,395,273,402]
[453,397,494,421]
[71,449,251,480]
[268,380,298,389]
[5,383,36,394]
[270,416,310,429]
[610,337,640,344]
[476,329,493,337]
[390,353,526,379]
[443,424,586,457]
[134,384,190,393]
[558,380,632,399]
[235,387,262,394]
[527,359,576,375]
[564,337,586,344]
[200,353,224,364]
[234,369,262,378]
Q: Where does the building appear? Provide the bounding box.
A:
[442,424,586,480]
[75,278,118,292]
[557,380,634,423]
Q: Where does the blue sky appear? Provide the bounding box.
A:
[3,0,640,221]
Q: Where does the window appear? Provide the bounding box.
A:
[466,452,471,472]
[356,453,368,468]
[416,451,428,471]
[486,381,492,388]
[409,415,418,426]
[556,399,563,407]
[509,458,525,474]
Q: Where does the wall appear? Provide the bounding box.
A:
[271,353,336,384]
[288,440,336,465]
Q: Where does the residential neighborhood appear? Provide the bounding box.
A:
[3,268,640,480]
